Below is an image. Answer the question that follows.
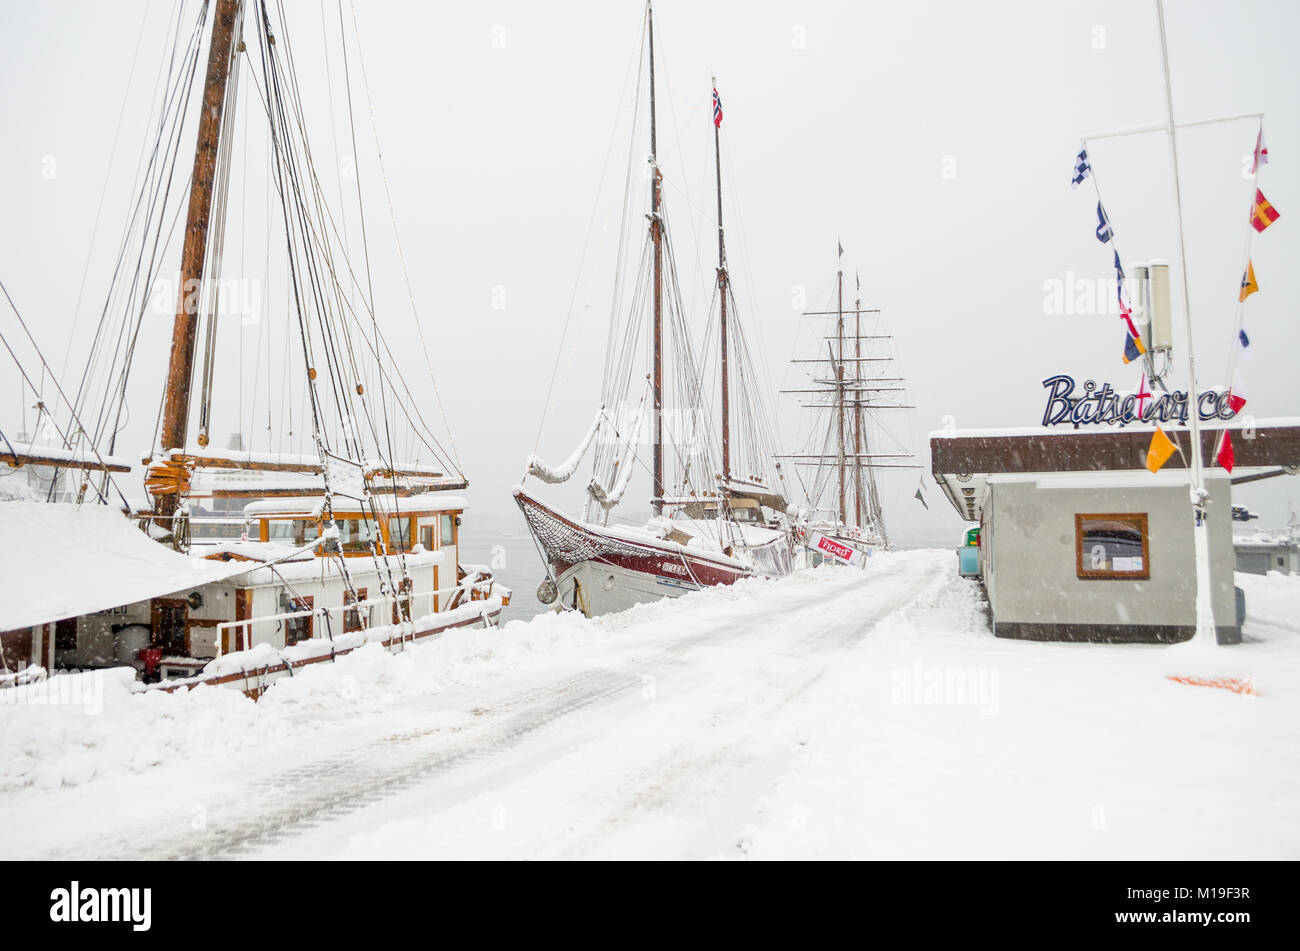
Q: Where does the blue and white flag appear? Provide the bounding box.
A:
[1070,147,1092,189]
[1114,250,1130,311]
[1096,201,1113,243]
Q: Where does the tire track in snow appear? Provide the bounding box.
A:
[41,558,932,859]
[540,555,948,858]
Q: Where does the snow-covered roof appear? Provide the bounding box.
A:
[0,502,256,631]
[197,540,315,562]
[242,495,468,518]
[929,416,1300,440]
[1233,533,1295,549]
[929,421,1300,522]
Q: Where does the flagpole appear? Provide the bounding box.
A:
[1157,0,1217,645]
[1217,130,1264,455]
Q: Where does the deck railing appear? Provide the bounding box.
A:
[212,573,494,659]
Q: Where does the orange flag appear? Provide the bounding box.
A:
[1239,261,1259,302]
[1146,427,1177,473]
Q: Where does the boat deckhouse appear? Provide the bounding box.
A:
[0,492,497,689]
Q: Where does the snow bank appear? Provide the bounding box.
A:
[736,560,1300,860]
[0,670,274,795]
[0,557,858,798]
[0,600,590,797]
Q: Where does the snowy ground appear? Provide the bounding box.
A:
[1,549,1297,859]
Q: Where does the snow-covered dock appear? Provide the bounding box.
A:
[2,550,1298,860]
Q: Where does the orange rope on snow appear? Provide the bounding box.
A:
[1167,675,1256,697]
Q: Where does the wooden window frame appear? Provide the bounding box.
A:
[344,587,369,633]
[1075,512,1150,580]
[54,617,78,652]
[384,516,416,555]
[391,577,414,624]
[231,588,253,653]
[285,595,314,646]
[0,629,33,670]
[151,598,190,655]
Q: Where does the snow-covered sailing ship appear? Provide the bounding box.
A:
[780,255,918,567]
[0,0,506,693]
[515,2,793,617]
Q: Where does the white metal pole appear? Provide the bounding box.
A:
[1157,0,1217,644]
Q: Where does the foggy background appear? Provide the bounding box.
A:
[1,0,1296,613]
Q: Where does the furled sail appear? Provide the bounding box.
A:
[525,406,604,484]
[591,397,646,512]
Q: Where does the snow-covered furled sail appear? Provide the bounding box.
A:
[526,406,604,484]
[594,398,646,512]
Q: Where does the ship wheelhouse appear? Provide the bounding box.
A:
[240,496,462,558]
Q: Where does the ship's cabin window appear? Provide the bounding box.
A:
[285,595,313,646]
[266,518,317,546]
[388,517,413,553]
[441,514,456,547]
[336,517,381,553]
[418,520,436,550]
[728,502,764,525]
[344,587,369,632]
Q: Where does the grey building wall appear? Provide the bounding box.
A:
[981,475,1238,643]
[1234,544,1293,576]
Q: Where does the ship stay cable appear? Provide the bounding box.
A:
[258,1,415,611]
[239,13,459,477]
[272,1,406,607]
[59,1,158,387]
[0,283,130,510]
[51,3,210,500]
[69,0,198,438]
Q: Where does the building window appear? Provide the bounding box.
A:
[1075,513,1150,580]
[441,514,456,548]
[420,524,435,551]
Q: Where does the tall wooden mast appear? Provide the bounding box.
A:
[154,0,242,518]
[713,76,730,485]
[852,278,863,529]
[648,2,665,515]
[836,254,846,524]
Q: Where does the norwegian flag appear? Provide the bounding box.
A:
[1251,125,1269,175]
[1227,370,1248,414]
[712,87,723,127]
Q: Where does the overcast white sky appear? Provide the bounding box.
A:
[1,0,1296,545]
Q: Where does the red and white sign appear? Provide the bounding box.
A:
[810,532,861,566]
